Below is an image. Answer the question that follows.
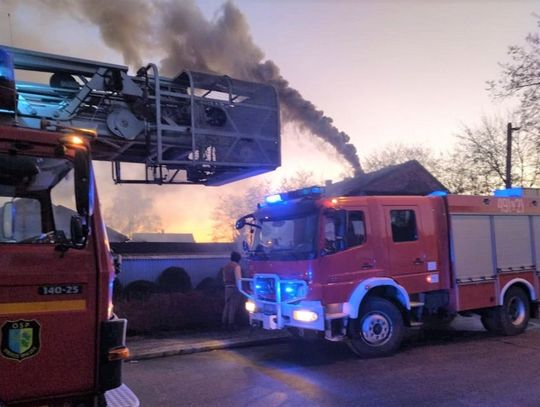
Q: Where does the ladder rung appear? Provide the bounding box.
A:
[160,90,189,98]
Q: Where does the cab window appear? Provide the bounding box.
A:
[346,211,366,248]
[390,209,418,242]
[323,209,366,253]
[0,154,75,244]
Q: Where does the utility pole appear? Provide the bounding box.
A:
[505,122,520,189]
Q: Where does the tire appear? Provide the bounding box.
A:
[482,287,530,335]
[480,310,499,333]
[347,297,404,358]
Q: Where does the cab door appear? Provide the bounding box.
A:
[383,204,439,293]
[0,243,98,403]
[319,207,376,304]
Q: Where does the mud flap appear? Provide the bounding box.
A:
[104,384,140,407]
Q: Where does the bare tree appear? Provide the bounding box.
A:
[439,116,540,194]
[279,170,320,191]
[362,143,439,174]
[211,180,271,242]
[103,189,163,238]
[211,171,320,242]
[489,16,540,135]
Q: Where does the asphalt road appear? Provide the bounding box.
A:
[124,317,540,407]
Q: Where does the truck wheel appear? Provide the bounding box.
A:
[482,287,530,335]
[480,310,499,333]
[347,297,404,358]
[496,287,530,336]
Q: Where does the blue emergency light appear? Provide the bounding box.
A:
[265,194,283,204]
[0,48,16,112]
[494,187,523,198]
[263,186,325,206]
[428,190,448,197]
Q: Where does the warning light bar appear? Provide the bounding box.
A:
[263,186,325,206]
[265,194,283,204]
[494,187,523,198]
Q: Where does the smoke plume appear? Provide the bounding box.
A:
[46,0,363,173]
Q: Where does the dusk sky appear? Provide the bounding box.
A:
[0,0,538,241]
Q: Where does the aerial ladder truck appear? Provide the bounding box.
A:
[0,46,280,406]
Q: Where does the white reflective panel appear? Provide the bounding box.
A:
[533,216,540,269]
[450,215,494,280]
[493,216,532,269]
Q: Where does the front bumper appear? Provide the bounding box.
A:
[249,300,326,331]
[239,274,325,331]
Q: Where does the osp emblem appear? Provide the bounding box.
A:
[1,319,41,362]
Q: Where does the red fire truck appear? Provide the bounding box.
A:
[0,46,279,406]
[236,186,540,357]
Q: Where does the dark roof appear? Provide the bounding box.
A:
[106,227,129,243]
[110,242,236,256]
[326,160,447,197]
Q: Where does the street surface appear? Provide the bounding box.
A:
[124,317,540,407]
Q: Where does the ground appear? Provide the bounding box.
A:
[124,316,540,406]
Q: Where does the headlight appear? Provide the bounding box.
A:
[245,301,256,313]
[293,310,318,322]
[281,282,306,301]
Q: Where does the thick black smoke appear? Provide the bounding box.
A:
[43,0,363,173]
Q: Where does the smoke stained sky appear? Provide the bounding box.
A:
[0,0,538,240]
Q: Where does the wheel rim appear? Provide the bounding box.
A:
[507,295,526,326]
[360,311,392,346]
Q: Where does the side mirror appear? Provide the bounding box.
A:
[74,148,93,218]
[2,201,14,240]
[235,214,259,230]
[235,217,246,230]
[70,215,87,247]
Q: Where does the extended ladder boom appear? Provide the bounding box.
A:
[1,46,280,185]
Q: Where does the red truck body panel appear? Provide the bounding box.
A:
[246,191,540,317]
[0,126,115,404]
[249,196,451,303]
[446,194,540,312]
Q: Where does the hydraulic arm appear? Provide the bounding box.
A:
[3,46,280,185]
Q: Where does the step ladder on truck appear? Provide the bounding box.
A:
[0,46,280,406]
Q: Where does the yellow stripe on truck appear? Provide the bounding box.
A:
[0,300,87,315]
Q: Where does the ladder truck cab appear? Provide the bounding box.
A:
[236,186,540,358]
[0,46,279,406]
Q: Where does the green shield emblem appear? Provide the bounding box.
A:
[1,319,41,362]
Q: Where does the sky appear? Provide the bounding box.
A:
[0,0,538,241]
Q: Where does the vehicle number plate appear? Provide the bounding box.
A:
[38,284,83,295]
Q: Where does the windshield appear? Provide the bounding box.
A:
[251,213,318,260]
[0,153,77,244]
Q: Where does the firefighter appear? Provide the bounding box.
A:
[221,251,243,330]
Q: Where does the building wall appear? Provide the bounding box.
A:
[117,255,231,288]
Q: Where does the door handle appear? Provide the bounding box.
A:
[413,258,424,265]
[361,263,374,270]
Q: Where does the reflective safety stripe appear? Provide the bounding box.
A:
[0,300,86,315]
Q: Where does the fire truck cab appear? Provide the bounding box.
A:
[0,126,136,406]
[237,187,540,357]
